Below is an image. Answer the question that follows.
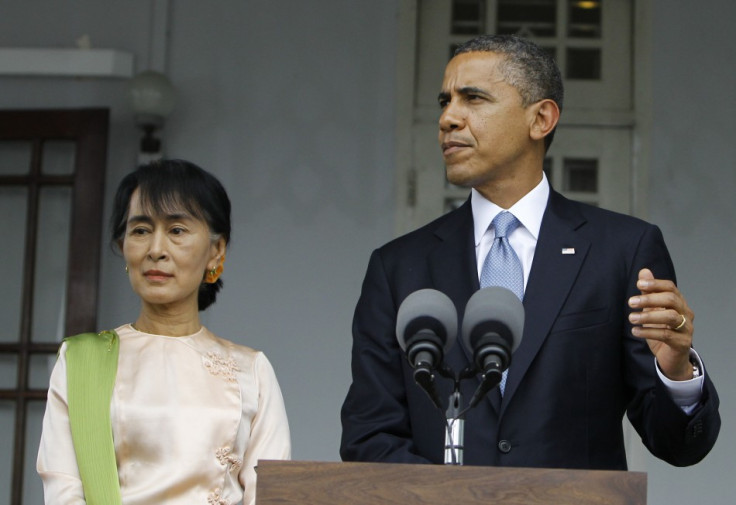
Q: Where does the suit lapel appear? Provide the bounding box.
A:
[426,200,505,413]
[500,191,590,412]
[423,201,493,404]
[428,200,478,334]
[422,193,590,415]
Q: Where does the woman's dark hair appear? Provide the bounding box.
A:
[110,159,231,311]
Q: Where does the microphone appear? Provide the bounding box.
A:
[396,289,458,409]
[461,286,524,407]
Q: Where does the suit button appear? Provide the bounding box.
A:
[498,440,512,453]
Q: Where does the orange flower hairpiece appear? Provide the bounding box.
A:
[205,253,226,284]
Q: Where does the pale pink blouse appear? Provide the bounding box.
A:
[37,324,291,505]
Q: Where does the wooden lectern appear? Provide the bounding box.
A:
[256,460,646,504]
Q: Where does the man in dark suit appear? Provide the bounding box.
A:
[340,35,719,469]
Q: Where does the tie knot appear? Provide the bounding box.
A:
[492,211,520,238]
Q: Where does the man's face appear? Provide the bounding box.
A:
[438,51,538,192]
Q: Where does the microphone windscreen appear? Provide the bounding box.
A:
[396,289,457,353]
[461,286,524,353]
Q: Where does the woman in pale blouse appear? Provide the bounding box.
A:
[37,159,291,505]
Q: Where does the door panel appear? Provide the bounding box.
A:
[0,108,108,505]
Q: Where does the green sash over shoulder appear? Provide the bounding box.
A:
[64,330,122,505]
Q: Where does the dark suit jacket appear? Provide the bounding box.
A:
[340,190,720,469]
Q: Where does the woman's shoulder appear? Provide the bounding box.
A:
[204,330,257,354]
[201,329,272,369]
[201,331,285,395]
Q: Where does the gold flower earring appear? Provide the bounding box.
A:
[205,254,226,283]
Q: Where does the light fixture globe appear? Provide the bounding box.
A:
[128,70,176,127]
[127,70,176,156]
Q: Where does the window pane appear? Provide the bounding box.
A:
[32,186,72,343]
[452,0,485,35]
[42,141,76,175]
[24,401,46,504]
[564,158,598,192]
[0,401,15,504]
[0,354,18,389]
[0,141,32,175]
[497,0,557,37]
[0,187,27,343]
[568,0,602,38]
[29,354,56,391]
[566,47,601,79]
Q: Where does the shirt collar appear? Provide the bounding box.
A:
[471,173,550,246]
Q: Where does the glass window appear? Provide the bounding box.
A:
[28,353,56,390]
[41,141,76,175]
[0,401,16,501]
[567,48,602,79]
[32,186,72,343]
[0,354,18,389]
[568,0,602,38]
[0,107,108,505]
[497,0,557,37]
[452,0,485,35]
[564,158,598,192]
[0,141,32,175]
[0,187,28,343]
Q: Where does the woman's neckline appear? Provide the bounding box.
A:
[128,322,205,338]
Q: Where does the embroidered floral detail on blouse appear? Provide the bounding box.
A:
[203,352,239,382]
[207,488,230,505]
[215,446,243,473]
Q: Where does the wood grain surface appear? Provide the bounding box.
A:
[256,460,646,505]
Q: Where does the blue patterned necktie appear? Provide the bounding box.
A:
[479,211,524,395]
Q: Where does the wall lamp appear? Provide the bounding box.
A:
[127,70,175,162]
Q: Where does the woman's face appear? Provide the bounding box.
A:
[122,189,225,312]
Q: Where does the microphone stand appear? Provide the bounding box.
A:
[411,363,463,464]
[436,366,476,465]
[417,363,502,466]
[444,390,464,465]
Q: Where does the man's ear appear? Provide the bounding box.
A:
[529,99,560,141]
